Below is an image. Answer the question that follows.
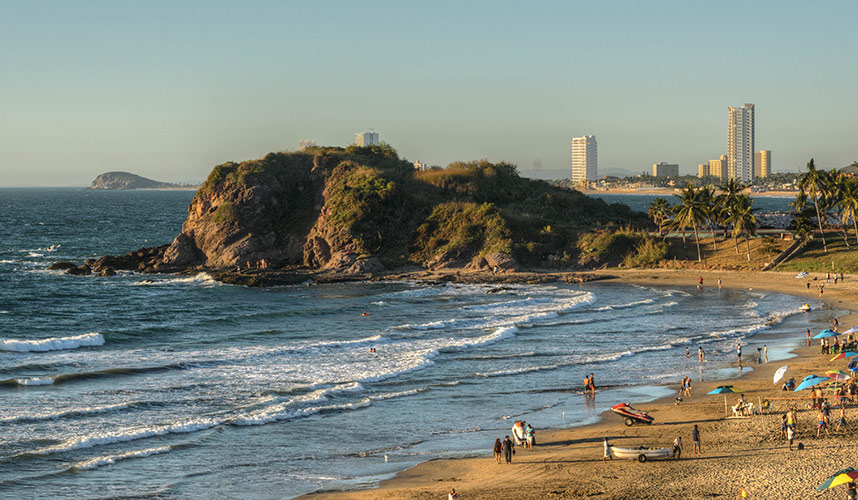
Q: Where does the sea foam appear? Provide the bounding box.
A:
[0,332,104,352]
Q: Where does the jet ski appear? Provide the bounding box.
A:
[800,304,812,312]
[611,402,654,426]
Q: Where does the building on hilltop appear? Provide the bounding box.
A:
[652,162,679,178]
[709,155,728,181]
[413,160,427,172]
[698,163,710,178]
[298,139,317,151]
[355,131,379,147]
[754,150,771,178]
[571,135,598,185]
[727,103,755,182]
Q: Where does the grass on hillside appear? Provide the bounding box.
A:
[776,237,858,273]
[651,235,791,271]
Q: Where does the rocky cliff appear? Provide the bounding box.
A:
[155,145,642,274]
[89,171,196,190]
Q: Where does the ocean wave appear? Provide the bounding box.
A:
[9,377,54,386]
[72,446,172,471]
[593,298,654,312]
[0,332,104,352]
[0,401,140,424]
[131,272,220,287]
[30,417,223,455]
[393,318,462,331]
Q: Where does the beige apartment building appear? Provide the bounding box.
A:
[698,163,710,178]
[571,135,598,184]
[652,162,679,177]
[727,103,755,182]
[754,150,771,178]
[709,155,728,180]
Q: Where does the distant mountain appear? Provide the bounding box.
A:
[600,168,641,178]
[89,172,198,190]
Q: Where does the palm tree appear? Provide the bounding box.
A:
[828,171,851,248]
[835,176,858,245]
[790,189,813,240]
[673,184,707,262]
[717,178,745,238]
[730,194,757,262]
[647,197,671,235]
[699,185,718,250]
[798,158,828,253]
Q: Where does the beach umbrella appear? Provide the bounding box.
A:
[827,371,852,382]
[843,326,858,335]
[707,386,742,417]
[813,329,839,339]
[794,375,830,391]
[830,352,858,361]
[773,365,789,385]
[817,468,858,490]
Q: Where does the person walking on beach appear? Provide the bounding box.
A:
[448,488,459,500]
[834,317,840,333]
[736,344,742,367]
[817,408,831,438]
[780,414,788,440]
[787,424,795,451]
[525,424,535,451]
[583,374,591,399]
[691,425,701,455]
[502,436,514,464]
[672,436,682,459]
[787,407,797,431]
[603,437,613,462]
[763,344,768,363]
[492,438,502,464]
[837,405,847,431]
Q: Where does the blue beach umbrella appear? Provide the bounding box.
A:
[707,385,743,417]
[813,329,839,339]
[794,375,830,391]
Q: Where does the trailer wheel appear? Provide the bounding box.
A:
[625,418,634,426]
[637,454,647,463]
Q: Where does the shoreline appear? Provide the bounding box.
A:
[298,269,858,500]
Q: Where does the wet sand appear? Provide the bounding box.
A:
[299,269,858,500]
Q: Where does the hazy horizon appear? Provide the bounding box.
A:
[2,1,856,186]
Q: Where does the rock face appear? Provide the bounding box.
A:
[90,145,643,279]
[89,172,196,190]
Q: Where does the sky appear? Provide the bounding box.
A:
[1,0,857,186]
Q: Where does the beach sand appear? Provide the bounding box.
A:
[300,270,858,500]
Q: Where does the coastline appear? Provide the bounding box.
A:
[582,188,797,198]
[298,269,858,500]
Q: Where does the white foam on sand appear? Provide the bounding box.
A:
[0,332,104,352]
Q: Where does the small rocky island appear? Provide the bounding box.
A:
[61,145,644,285]
[89,171,198,190]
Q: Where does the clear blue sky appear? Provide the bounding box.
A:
[1,0,856,185]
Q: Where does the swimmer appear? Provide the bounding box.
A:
[361,311,371,316]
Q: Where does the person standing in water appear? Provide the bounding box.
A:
[589,373,596,397]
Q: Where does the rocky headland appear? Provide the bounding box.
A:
[89,171,198,190]
[62,145,644,283]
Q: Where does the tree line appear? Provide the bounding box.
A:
[647,159,858,263]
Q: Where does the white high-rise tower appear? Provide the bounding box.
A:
[571,135,597,184]
[727,104,754,182]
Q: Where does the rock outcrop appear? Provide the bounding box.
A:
[89,172,197,190]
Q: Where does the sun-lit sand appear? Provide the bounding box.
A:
[300,269,858,500]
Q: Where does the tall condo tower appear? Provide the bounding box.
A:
[727,103,755,182]
[571,135,598,184]
[355,131,379,147]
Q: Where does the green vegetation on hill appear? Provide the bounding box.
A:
[192,145,645,269]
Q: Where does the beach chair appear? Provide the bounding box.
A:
[731,402,753,417]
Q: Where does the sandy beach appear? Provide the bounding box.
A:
[300,269,858,500]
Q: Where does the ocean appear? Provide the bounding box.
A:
[588,193,795,213]
[0,188,836,499]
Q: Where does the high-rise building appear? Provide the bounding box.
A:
[754,150,771,178]
[727,103,755,182]
[698,163,710,178]
[354,131,379,147]
[709,155,728,181]
[571,135,597,184]
[652,162,679,177]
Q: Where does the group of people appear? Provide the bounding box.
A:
[583,373,596,399]
[678,376,692,397]
[492,421,536,464]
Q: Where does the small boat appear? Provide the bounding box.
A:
[611,402,654,426]
[611,446,677,462]
[800,304,812,312]
[796,272,809,279]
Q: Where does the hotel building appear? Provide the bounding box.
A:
[727,103,755,182]
[571,135,598,184]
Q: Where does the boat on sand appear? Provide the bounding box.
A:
[611,446,677,462]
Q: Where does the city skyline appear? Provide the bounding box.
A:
[1,1,857,186]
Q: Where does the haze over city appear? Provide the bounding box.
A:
[1,0,856,186]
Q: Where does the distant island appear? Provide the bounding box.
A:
[89,171,199,190]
